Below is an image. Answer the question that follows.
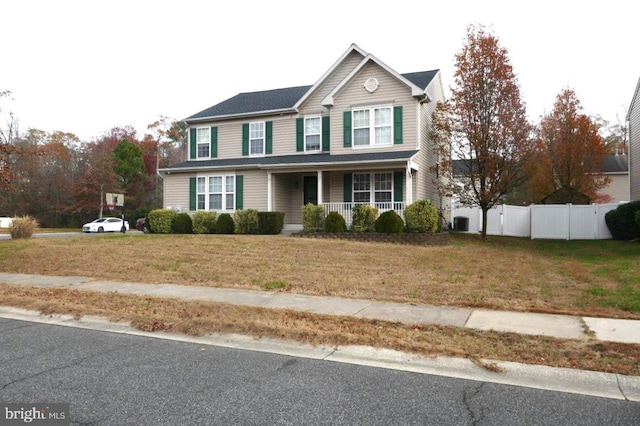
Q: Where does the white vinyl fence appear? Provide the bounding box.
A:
[451,202,625,240]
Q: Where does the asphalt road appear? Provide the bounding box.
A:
[0,318,638,425]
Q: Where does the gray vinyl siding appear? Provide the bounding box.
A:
[163,173,191,212]
[604,174,630,202]
[412,72,444,206]
[240,169,268,210]
[629,83,640,201]
[330,61,419,155]
[188,114,297,160]
[297,50,365,115]
[273,173,294,224]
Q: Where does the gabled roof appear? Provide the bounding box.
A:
[321,53,430,106]
[186,85,311,122]
[402,70,439,90]
[293,43,367,109]
[160,150,419,172]
[185,43,439,123]
[602,153,629,174]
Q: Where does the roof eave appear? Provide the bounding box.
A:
[185,107,297,124]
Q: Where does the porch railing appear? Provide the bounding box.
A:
[323,202,405,227]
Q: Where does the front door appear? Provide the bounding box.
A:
[303,176,318,205]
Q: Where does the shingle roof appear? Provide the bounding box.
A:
[185,71,438,122]
[602,153,629,173]
[402,70,439,90]
[452,155,629,176]
[186,85,312,121]
[161,150,419,172]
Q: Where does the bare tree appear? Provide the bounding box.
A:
[432,25,533,239]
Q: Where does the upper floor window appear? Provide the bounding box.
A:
[196,128,210,158]
[305,116,321,152]
[352,106,393,147]
[250,122,264,156]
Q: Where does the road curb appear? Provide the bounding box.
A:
[1,306,637,402]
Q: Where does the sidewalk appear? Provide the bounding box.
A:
[0,272,638,344]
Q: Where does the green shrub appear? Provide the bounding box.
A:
[9,215,39,239]
[216,213,235,234]
[234,209,258,234]
[324,212,347,233]
[147,209,177,234]
[257,212,285,234]
[605,201,640,240]
[404,199,439,233]
[636,210,640,228]
[192,211,217,234]
[172,213,193,234]
[374,210,405,233]
[302,203,325,232]
[351,204,378,232]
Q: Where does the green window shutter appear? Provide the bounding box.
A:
[343,173,352,202]
[235,175,243,210]
[265,121,273,155]
[322,116,330,151]
[343,111,352,148]
[210,127,217,158]
[296,118,304,152]
[189,128,196,160]
[394,172,404,202]
[242,124,249,156]
[393,106,403,144]
[189,177,197,211]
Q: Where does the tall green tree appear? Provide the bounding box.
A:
[112,139,145,189]
[432,25,533,239]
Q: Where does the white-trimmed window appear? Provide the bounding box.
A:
[196,128,210,158]
[250,122,265,156]
[305,116,321,152]
[197,174,235,210]
[352,106,393,147]
[352,172,393,203]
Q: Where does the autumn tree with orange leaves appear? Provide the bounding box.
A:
[527,89,610,203]
[432,25,532,239]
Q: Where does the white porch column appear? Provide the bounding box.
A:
[406,162,413,205]
[267,171,273,212]
[317,170,323,205]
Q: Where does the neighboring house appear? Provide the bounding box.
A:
[450,152,629,207]
[160,44,446,228]
[628,76,640,201]
[600,152,629,202]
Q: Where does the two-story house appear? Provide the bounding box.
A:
[160,44,446,229]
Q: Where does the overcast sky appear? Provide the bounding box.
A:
[1,0,637,141]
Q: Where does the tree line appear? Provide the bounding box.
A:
[0,98,187,227]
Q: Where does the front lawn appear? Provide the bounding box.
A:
[0,233,638,319]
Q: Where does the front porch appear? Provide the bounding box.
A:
[267,168,414,227]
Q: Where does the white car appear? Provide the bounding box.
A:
[82,217,129,233]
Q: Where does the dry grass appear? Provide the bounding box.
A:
[1,284,637,376]
[0,233,638,319]
[2,233,638,375]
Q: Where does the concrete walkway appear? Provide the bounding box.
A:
[0,272,638,344]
